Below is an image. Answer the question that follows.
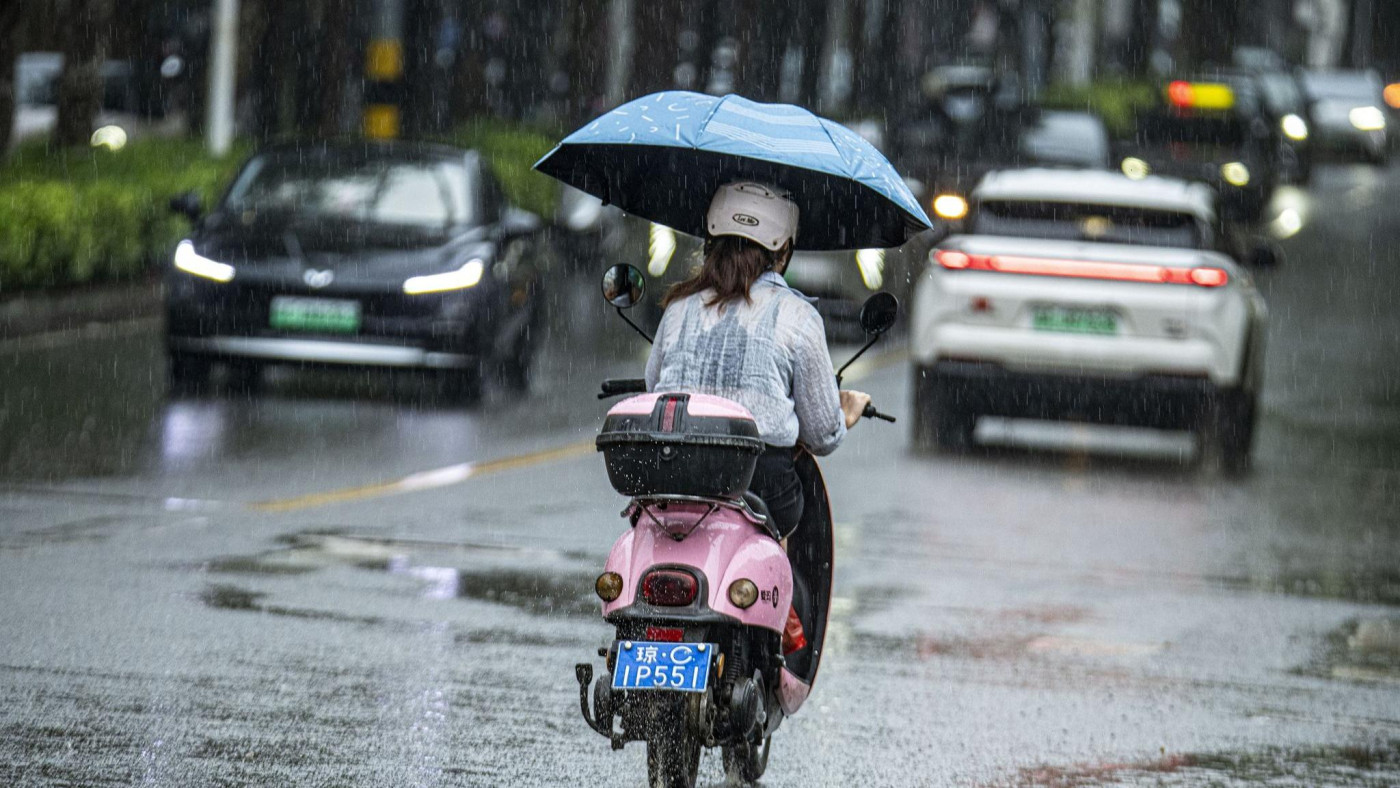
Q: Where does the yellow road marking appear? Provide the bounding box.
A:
[251,439,595,513]
[251,345,910,513]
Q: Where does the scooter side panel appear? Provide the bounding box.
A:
[600,529,637,616]
[600,508,790,632]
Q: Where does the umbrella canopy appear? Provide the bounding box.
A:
[534,92,933,250]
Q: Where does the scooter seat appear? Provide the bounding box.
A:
[740,492,786,541]
[741,491,771,522]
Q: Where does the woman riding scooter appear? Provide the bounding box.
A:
[646,181,872,540]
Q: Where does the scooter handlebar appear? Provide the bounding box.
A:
[599,378,648,399]
[862,403,896,423]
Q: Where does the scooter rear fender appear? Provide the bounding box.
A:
[601,504,791,633]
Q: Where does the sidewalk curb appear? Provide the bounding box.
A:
[0,276,163,341]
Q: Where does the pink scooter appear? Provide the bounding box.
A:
[575,264,897,788]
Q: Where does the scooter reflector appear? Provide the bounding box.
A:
[611,640,716,693]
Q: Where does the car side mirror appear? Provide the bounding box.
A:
[601,263,646,309]
[858,292,899,335]
[1249,240,1280,268]
[169,191,202,222]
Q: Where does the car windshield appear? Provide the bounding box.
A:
[898,108,1109,172]
[224,154,477,229]
[970,200,1205,249]
[1257,73,1304,114]
[1016,112,1110,168]
[1303,72,1380,100]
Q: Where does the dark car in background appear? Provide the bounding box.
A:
[1231,54,1317,184]
[895,93,1112,227]
[164,141,546,400]
[1119,78,1277,221]
[1300,69,1390,165]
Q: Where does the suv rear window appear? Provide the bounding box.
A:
[970,200,1206,249]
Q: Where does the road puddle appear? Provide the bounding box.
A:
[201,531,598,620]
[1300,616,1400,685]
[1214,566,1400,607]
[1004,741,1400,786]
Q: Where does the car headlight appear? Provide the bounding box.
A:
[1221,162,1250,187]
[403,258,485,295]
[854,248,884,290]
[1280,113,1308,141]
[647,223,677,277]
[931,193,968,220]
[1120,157,1150,180]
[173,240,235,282]
[1349,106,1386,132]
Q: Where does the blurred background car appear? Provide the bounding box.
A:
[1233,50,1317,184]
[164,141,547,399]
[1300,69,1390,165]
[894,65,1112,229]
[1119,77,1278,222]
[911,168,1267,473]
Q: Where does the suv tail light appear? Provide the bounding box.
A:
[935,250,1228,288]
[642,570,698,606]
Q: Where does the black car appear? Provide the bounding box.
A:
[165,141,545,399]
[895,99,1112,226]
[1120,77,1278,222]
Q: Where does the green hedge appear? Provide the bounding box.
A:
[0,122,563,293]
[1039,80,1158,140]
[0,140,245,291]
[446,119,561,219]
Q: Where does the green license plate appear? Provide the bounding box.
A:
[269,296,361,333]
[1032,306,1118,335]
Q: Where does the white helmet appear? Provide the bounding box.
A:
[706,181,799,251]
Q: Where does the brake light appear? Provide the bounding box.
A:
[936,250,972,269]
[936,250,1227,287]
[1166,80,1234,110]
[642,570,698,606]
[646,626,685,642]
[1189,267,1228,287]
[1167,81,1194,108]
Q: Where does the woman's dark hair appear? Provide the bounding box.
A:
[662,235,781,308]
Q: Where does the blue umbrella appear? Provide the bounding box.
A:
[534,91,932,250]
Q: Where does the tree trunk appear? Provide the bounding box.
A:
[629,0,682,97]
[54,0,111,149]
[797,0,830,110]
[564,0,612,124]
[316,0,355,137]
[1177,0,1235,72]
[732,0,782,102]
[0,2,24,154]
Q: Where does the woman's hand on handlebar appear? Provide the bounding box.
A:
[840,390,872,429]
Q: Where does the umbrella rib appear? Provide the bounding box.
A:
[694,95,730,150]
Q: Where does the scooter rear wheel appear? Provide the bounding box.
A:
[722,735,770,784]
[646,725,701,788]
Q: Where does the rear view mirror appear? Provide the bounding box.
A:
[858,292,898,335]
[168,191,202,222]
[601,263,646,309]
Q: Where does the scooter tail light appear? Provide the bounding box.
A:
[641,570,698,606]
[645,626,685,642]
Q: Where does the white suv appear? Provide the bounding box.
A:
[909,169,1267,472]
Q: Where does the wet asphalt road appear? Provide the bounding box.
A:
[2,165,1400,786]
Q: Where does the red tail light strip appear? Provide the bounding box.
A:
[936,250,1227,287]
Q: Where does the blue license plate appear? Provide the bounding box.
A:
[612,641,716,693]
